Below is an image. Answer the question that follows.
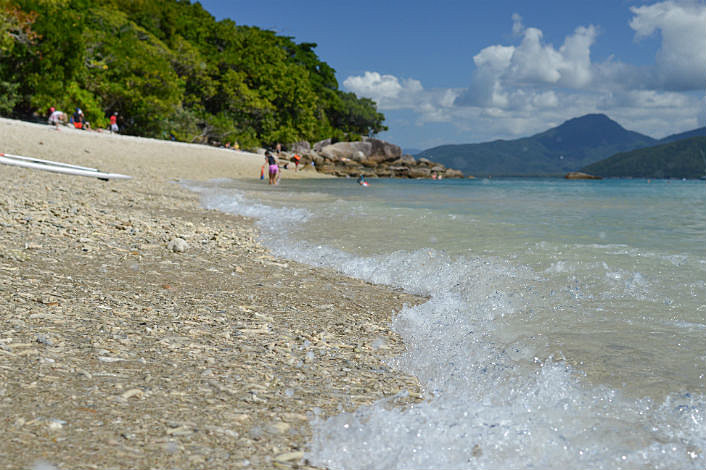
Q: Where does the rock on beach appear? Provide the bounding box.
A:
[167,237,189,252]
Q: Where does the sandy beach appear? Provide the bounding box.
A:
[0,118,423,469]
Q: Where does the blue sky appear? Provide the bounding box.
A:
[200,0,705,149]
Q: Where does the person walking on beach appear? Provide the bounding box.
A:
[292,153,301,171]
[265,151,279,185]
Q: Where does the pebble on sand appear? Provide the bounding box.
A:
[167,237,189,252]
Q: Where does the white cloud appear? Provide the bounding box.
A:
[343,2,705,146]
[473,45,514,72]
[492,20,597,89]
[343,71,463,123]
[457,18,598,110]
[342,72,423,109]
[630,0,706,90]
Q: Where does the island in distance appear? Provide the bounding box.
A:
[416,114,705,178]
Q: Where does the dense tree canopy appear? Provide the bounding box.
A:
[0,0,387,147]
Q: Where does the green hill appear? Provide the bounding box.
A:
[582,136,706,179]
[657,127,706,144]
[0,0,386,147]
[417,114,657,176]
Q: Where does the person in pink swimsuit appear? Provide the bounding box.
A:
[265,151,279,185]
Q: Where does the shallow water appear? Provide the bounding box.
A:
[188,177,705,469]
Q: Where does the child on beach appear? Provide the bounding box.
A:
[265,151,279,185]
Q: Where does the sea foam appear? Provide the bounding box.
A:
[189,181,705,470]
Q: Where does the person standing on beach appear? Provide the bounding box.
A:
[109,112,119,133]
[265,151,279,185]
[292,153,301,171]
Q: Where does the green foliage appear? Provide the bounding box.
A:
[81,7,184,135]
[582,136,706,179]
[331,91,388,137]
[0,0,386,145]
[0,77,20,114]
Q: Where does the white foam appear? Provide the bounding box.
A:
[187,180,706,470]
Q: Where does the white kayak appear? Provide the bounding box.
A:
[0,152,131,180]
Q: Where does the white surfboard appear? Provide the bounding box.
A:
[1,152,100,172]
[0,153,131,180]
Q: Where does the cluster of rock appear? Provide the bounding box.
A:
[282,137,465,179]
[565,171,603,180]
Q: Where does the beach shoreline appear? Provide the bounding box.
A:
[0,117,423,469]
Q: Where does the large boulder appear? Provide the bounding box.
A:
[288,141,311,154]
[319,141,373,162]
[364,138,402,164]
[388,165,410,174]
[316,164,338,175]
[313,138,332,152]
[444,168,465,178]
[304,152,325,166]
[400,154,416,165]
[408,167,432,178]
[390,155,417,167]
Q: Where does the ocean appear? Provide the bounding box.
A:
[188,176,705,469]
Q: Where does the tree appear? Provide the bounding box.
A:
[1,0,387,145]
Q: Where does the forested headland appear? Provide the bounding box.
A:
[0,0,387,148]
[582,136,706,179]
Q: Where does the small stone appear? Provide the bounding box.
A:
[167,238,189,253]
[36,334,54,346]
[166,425,193,436]
[120,388,144,400]
[47,419,66,431]
[472,444,483,457]
[98,356,123,363]
[188,455,205,464]
[274,451,304,463]
[267,422,290,434]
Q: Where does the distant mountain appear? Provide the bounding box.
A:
[657,127,706,144]
[417,114,658,176]
[582,136,706,179]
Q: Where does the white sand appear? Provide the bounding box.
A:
[0,117,326,183]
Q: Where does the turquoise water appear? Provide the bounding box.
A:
[189,177,705,469]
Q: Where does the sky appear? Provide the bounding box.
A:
[200,0,706,150]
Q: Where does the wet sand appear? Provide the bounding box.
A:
[0,118,423,469]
